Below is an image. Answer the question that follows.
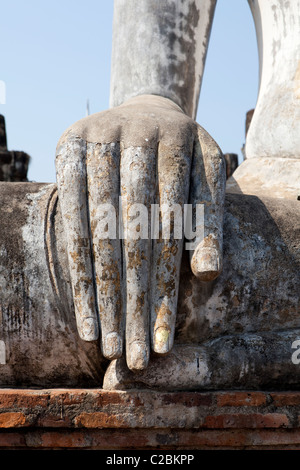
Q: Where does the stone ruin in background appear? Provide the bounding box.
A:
[0,115,30,182]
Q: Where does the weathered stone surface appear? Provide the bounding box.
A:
[103,189,300,390]
[55,94,226,373]
[45,0,299,390]
[226,157,300,200]
[0,180,299,389]
[0,182,105,387]
[245,0,300,160]
[110,0,217,119]
[0,0,299,396]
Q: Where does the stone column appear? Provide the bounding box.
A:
[245,0,300,160]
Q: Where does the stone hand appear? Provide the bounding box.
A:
[55,95,226,371]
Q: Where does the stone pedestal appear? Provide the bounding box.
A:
[1,389,300,450]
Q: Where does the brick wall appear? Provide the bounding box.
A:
[0,389,300,449]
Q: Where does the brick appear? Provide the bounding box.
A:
[250,430,300,447]
[94,391,144,408]
[162,392,213,407]
[48,389,92,407]
[217,392,267,407]
[75,412,128,429]
[40,431,90,449]
[0,432,26,448]
[0,412,28,428]
[47,389,143,409]
[1,428,300,450]
[174,429,300,449]
[203,413,290,429]
[270,392,300,407]
[89,430,150,449]
[38,430,151,449]
[174,429,249,448]
[0,390,49,409]
[37,415,72,428]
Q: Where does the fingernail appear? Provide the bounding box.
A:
[153,327,171,354]
[79,317,99,341]
[103,332,123,360]
[192,247,221,282]
[127,341,149,371]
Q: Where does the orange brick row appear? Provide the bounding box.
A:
[0,389,298,449]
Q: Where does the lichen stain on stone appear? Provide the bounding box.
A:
[74,278,93,298]
[134,292,145,317]
[87,294,96,313]
[158,243,179,263]
[155,303,172,320]
[96,260,120,283]
[96,239,115,254]
[154,1,202,117]
[201,234,220,250]
[71,257,88,276]
[127,249,146,270]
[70,251,79,264]
[156,273,176,298]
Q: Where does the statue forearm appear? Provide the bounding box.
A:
[109,0,217,119]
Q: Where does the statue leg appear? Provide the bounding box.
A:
[0,182,105,387]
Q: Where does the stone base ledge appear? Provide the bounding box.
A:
[0,389,300,449]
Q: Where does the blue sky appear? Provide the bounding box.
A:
[1,0,258,183]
